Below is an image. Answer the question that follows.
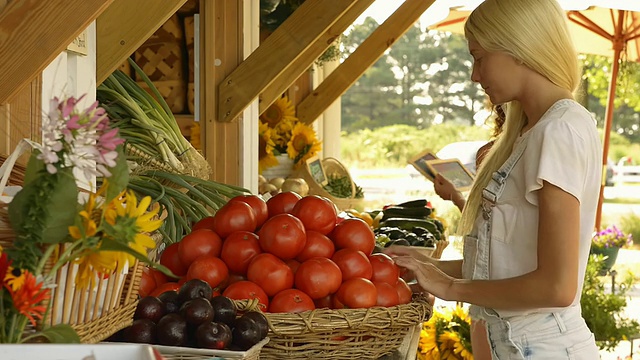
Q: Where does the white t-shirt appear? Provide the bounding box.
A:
[489,99,602,312]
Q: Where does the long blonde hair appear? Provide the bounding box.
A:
[458,0,580,235]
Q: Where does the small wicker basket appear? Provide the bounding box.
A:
[293,157,363,211]
[234,295,432,360]
[153,337,269,360]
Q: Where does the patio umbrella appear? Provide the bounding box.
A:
[430,1,640,229]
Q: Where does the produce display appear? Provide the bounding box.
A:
[140,193,416,318]
[112,278,268,351]
[356,199,447,251]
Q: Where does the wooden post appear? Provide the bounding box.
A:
[200,0,244,185]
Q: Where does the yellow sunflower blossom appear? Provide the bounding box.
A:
[5,268,26,291]
[74,248,120,289]
[287,122,322,167]
[259,121,278,173]
[260,96,296,129]
[418,305,473,360]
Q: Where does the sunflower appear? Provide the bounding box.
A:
[286,122,322,166]
[103,190,160,269]
[259,121,278,172]
[260,95,297,129]
[272,117,297,151]
[73,248,120,289]
[419,305,473,360]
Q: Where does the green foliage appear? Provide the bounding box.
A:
[581,255,640,351]
[340,20,485,132]
[619,213,640,246]
[340,123,491,168]
[582,54,640,143]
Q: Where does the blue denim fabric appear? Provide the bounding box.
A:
[481,307,598,360]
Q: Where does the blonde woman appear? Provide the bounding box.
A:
[387,0,601,358]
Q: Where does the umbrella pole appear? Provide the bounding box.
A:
[594,37,624,230]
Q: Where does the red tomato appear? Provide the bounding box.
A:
[159,243,188,278]
[269,289,316,313]
[178,276,187,286]
[331,248,373,281]
[222,280,269,311]
[330,218,376,255]
[290,195,337,235]
[226,273,246,288]
[258,214,307,259]
[247,253,294,297]
[228,195,269,228]
[220,231,262,275]
[139,267,157,297]
[396,278,413,305]
[331,293,346,309]
[149,268,168,287]
[285,259,301,275]
[186,256,229,290]
[266,191,301,217]
[149,282,180,297]
[374,281,400,307]
[295,231,335,262]
[336,278,377,309]
[294,257,342,300]
[314,295,333,309]
[369,253,400,285]
[212,201,257,238]
[178,229,223,267]
[192,216,216,231]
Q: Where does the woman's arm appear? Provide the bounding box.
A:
[394,181,580,310]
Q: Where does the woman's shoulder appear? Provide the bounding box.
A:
[535,100,597,137]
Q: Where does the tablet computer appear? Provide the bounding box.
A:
[425,158,475,191]
[408,149,439,181]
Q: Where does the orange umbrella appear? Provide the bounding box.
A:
[431,3,640,229]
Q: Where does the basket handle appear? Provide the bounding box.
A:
[322,157,357,199]
[0,139,34,198]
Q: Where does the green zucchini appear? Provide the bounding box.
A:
[379,218,440,237]
[396,199,429,208]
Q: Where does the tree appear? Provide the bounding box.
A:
[340,20,486,133]
[582,54,640,142]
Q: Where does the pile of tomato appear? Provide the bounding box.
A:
[140,192,413,313]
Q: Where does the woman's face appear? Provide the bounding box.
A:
[468,40,523,104]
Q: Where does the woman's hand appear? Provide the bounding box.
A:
[392,255,454,300]
[434,174,465,211]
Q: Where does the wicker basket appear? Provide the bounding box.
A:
[234,295,432,360]
[0,202,143,343]
[293,157,363,211]
[153,337,269,360]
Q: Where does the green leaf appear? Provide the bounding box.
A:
[29,324,80,343]
[104,145,129,203]
[23,153,46,186]
[8,168,78,244]
[99,238,176,278]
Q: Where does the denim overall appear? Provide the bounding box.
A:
[462,135,598,359]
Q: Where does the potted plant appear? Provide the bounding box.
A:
[581,254,640,351]
[590,224,633,275]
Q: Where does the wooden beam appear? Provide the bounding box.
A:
[217,0,359,122]
[0,0,114,104]
[297,0,435,124]
[201,0,243,185]
[259,0,376,114]
[96,0,188,84]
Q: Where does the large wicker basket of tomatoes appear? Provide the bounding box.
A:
[143,192,433,360]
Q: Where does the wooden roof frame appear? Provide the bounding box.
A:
[0,0,438,186]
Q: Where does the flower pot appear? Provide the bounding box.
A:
[589,246,620,275]
[262,154,294,180]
